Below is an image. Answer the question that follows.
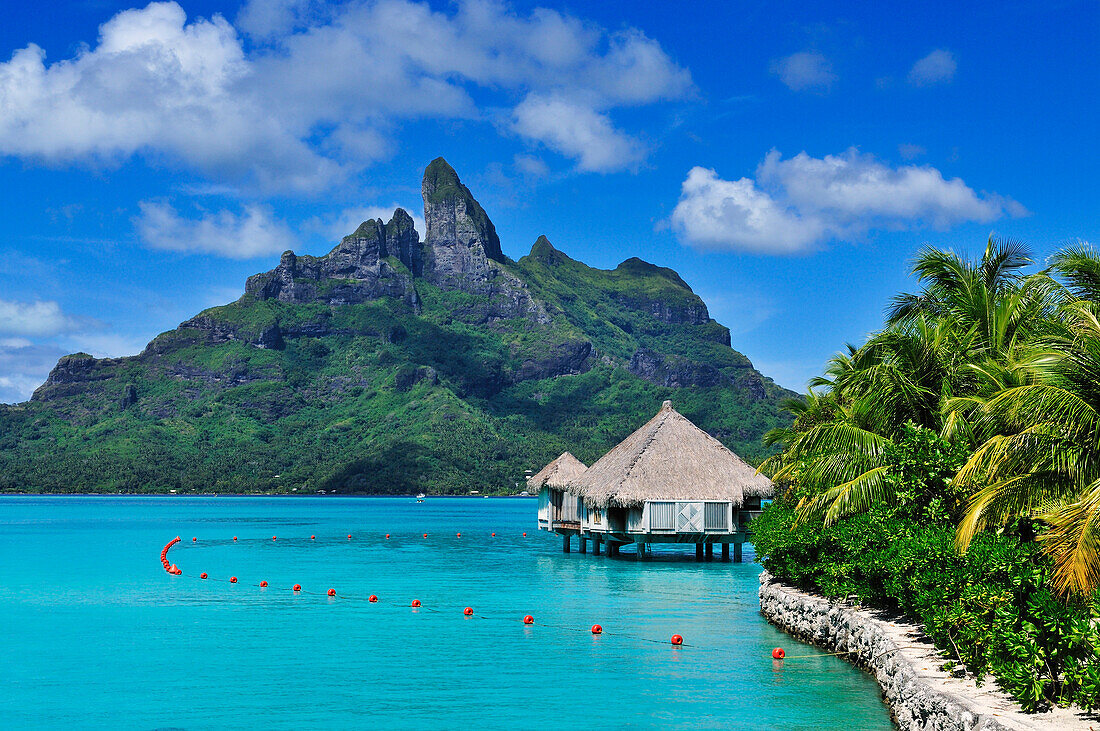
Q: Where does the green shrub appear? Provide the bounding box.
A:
[753,500,1100,711]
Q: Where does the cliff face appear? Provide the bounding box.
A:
[9,158,795,494]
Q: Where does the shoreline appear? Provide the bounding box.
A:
[759,571,1096,731]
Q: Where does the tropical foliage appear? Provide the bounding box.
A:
[753,502,1100,712]
[756,238,1100,712]
[761,238,1100,596]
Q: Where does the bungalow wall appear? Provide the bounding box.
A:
[537,486,582,532]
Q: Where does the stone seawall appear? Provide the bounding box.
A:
[758,571,1095,731]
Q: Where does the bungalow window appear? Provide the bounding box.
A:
[592,509,602,525]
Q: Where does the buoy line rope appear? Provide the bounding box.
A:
[160,535,879,658]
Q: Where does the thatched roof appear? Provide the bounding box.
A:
[570,401,772,508]
[527,452,587,491]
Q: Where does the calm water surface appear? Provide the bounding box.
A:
[0,497,894,729]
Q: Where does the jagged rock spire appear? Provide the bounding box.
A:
[422,157,505,265]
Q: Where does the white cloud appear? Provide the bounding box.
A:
[0,0,692,187]
[0,299,83,336]
[771,51,836,92]
[908,49,956,86]
[0,340,67,403]
[0,2,341,191]
[670,167,824,254]
[512,94,646,172]
[135,201,297,258]
[672,148,1025,254]
[62,332,151,359]
[514,154,550,180]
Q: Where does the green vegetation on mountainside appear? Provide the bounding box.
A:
[0,242,791,495]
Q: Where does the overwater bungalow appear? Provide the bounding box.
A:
[531,452,588,535]
[536,400,773,561]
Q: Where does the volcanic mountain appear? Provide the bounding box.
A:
[0,158,794,494]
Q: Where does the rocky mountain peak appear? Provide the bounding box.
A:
[529,235,572,265]
[422,157,505,265]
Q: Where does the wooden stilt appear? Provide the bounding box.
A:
[637,542,647,560]
[733,542,743,563]
[695,543,704,561]
[594,539,601,555]
[721,543,730,561]
[563,535,571,553]
[580,538,587,554]
[705,542,714,561]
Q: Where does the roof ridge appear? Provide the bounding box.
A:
[609,408,672,501]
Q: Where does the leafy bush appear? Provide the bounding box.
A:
[754,500,1100,712]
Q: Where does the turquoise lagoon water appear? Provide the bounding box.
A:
[0,497,894,729]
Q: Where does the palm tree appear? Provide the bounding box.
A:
[761,316,955,525]
[955,247,1100,595]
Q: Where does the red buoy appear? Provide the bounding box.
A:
[772,647,785,659]
[523,532,527,537]
[200,572,208,579]
[491,532,496,537]
[385,534,390,539]
[423,533,428,538]
[233,536,237,541]
[260,580,268,587]
[293,584,301,592]
[192,537,197,542]
[671,634,684,646]
[411,599,421,607]
[464,607,473,616]
[347,534,352,539]
[592,624,603,634]
[328,588,336,596]
[169,563,178,572]
[311,535,315,540]
[272,536,277,541]
[230,576,238,583]
[369,595,378,602]
[456,532,461,538]
[523,615,534,625]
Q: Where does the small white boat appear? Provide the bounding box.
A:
[416,492,426,503]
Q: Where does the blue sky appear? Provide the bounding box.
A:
[1,0,1097,402]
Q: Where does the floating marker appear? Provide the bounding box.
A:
[293,584,302,592]
[456,532,461,538]
[230,576,238,583]
[591,624,603,634]
[523,532,527,537]
[523,615,534,625]
[348,534,352,539]
[411,599,421,608]
[423,533,428,538]
[385,534,390,539]
[772,647,785,659]
[192,537,197,542]
[233,536,237,541]
[200,572,208,579]
[491,532,496,537]
[464,607,473,616]
[328,588,336,597]
[311,535,315,540]
[272,536,277,541]
[260,580,268,587]
[671,634,683,646]
[369,595,378,603]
